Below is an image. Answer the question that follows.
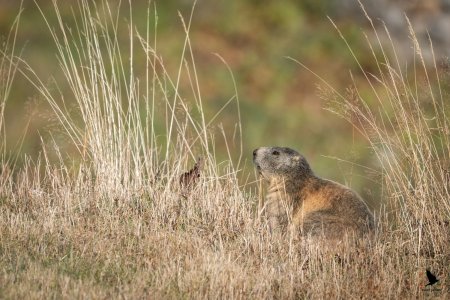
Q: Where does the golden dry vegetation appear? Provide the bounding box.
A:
[0,1,449,298]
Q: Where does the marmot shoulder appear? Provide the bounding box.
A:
[253,146,375,240]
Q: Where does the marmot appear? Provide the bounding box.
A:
[253,146,374,240]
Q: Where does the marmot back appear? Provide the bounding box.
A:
[253,146,374,241]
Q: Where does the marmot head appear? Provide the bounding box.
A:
[253,147,313,182]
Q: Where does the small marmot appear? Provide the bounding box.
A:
[253,146,374,240]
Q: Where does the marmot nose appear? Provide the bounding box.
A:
[253,148,258,159]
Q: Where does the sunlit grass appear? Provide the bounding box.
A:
[0,1,448,298]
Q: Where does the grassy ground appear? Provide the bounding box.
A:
[1,1,449,298]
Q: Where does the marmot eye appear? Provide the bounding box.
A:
[272,150,280,156]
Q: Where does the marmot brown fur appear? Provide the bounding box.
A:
[253,146,374,240]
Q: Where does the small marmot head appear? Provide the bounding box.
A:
[253,147,312,182]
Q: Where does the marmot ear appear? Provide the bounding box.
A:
[292,155,301,162]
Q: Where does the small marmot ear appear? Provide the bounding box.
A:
[292,155,301,162]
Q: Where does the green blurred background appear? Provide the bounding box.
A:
[1,0,449,208]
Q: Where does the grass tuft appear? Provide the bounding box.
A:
[0,1,449,298]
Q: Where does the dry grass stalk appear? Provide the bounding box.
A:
[0,1,449,299]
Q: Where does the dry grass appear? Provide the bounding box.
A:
[0,1,449,299]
